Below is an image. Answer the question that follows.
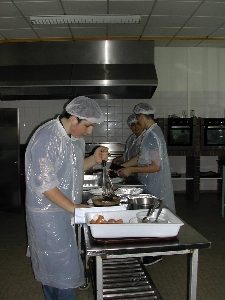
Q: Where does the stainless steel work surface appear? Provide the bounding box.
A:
[101,257,163,300]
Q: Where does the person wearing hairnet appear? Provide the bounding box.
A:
[118,103,175,213]
[25,96,109,300]
[118,103,175,266]
[112,113,144,164]
[111,114,145,183]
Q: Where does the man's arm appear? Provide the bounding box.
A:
[118,160,160,177]
[43,187,89,214]
[121,155,139,167]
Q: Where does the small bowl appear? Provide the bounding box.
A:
[129,217,138,224]
[136,210,154,223]
[136,210,168,224]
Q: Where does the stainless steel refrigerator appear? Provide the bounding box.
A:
[0,108,20,210]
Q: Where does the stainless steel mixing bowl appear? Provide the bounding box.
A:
[127,194,160,209]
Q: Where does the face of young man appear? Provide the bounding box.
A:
[130,123,143,136]
[69,116,95,138]
[136,114,146,130]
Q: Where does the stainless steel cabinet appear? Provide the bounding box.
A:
[0,108,20,210]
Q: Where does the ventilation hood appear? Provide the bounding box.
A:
[0,40,158,100]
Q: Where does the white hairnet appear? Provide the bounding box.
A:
[133,102,155,115]
[127,114,137,127]
[65,96,104,123]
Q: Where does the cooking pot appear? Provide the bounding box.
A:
[127,194,160,210]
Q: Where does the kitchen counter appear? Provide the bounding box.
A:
[83,220,211,300]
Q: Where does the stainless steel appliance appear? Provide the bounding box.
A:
[0,41,158,100]
[201,118,225,150]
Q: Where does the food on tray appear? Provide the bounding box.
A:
[87,209,184,238]
[90,214,124,224]
[93,215,105,224]
[92,196,120,207]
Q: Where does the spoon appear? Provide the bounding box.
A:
[142,204,154,223]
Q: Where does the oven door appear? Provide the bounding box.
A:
[168,125,192,146]
[204,126,225,146]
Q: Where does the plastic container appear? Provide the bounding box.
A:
[86,209,184,238]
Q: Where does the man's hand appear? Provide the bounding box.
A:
[117,167,133,177]
[94,146,109,164]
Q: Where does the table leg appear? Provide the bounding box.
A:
[96,256,103,300]
[187,249,198,300]
[222,166,225,217]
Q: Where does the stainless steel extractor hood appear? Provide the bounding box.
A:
[0,40,158,100]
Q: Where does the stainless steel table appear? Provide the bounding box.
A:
[83,221,211,300]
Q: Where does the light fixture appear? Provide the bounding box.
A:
[30,15,141,25]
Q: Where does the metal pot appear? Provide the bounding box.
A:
[127,194,159,210]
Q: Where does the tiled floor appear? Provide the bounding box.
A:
[0,192,225,300]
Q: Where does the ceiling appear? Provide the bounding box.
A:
[1,0,225,47]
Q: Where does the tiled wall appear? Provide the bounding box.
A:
[86,99,149,143]
[0,98,149,144]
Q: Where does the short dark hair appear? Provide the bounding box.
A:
[60,110,71,119]
[60,111,82,123]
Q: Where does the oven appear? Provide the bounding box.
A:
[166,118,196,150]
[201,118,225,150]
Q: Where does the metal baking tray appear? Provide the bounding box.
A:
[85,209,184,239]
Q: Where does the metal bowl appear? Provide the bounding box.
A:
[127,194,159,209]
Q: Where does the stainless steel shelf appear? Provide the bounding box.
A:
[102,258,163,300]
[172,174,193,180]
[200,177,222,180]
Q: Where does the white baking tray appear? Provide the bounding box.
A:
[85,209,184,238]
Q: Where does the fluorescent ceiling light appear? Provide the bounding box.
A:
[30,15,141,25]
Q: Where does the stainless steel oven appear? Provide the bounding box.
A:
[201,118,225,150]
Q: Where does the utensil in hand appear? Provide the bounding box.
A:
[154,200,163,223]
[102,160,114,199]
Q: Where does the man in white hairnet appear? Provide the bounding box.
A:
[118,103,175,212]
[25,96,108,300]
[111,113,145,183]
[118,103,175,265]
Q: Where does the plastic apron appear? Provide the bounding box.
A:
[123,131,145,184]
[25,118,85,289]
[124,130,145,162]
[123,134,136,161]
[138,124,175,213]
